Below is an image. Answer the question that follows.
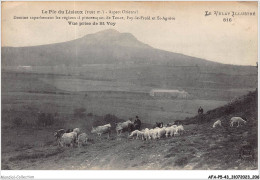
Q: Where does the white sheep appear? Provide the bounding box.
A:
[175,125,184,136]
[142,128,150,140]
[230,117,247,127]
[116,120,133,136]
[171,125,177,128]
[77,133,88,147]
[165,126,177,137]
[148,129,156,140]
[73,128,80,134]
[129,130,139,139]
[213,120,222,128]
[137,131,145,140]
[91,124,111,138]
[60,132,77,147]
[157,127,166,139]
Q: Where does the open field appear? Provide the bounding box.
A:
[1,71,257,170]
[2,72,231,126]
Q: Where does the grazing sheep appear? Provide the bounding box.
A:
[137,131,145,140]
[150,127,159,139]
[91,124,111,138]
[129,130,139,139]
[73,128,80,134]
[77,133,88,147]
[142,128,150,140]
[165,126,177,137]
[150,127,166,139]
[175,125,184,136]
[116,120,133,136]
[60,132,77,147]
[213,120,222,128]
[148,129,157,140]
[230,117,247,127]
[157,127,166,139]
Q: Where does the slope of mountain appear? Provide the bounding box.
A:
[2,29,219,66]
[1,90,257,170]
[2,29,257,99]
[183,89,257,135]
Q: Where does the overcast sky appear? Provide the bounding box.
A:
[2,1,258,66]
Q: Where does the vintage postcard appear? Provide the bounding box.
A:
[1,1,258,179]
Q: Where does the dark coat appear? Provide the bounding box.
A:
[54,129,65,139]
[198,107,204,114]
[134,119,141,130]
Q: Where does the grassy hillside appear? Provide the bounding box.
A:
[2,90,257,170]
[183,90,257,126]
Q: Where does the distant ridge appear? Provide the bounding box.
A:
[2,29,220,67]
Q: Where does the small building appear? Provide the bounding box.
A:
[17,65,32,71]
[149,89,190,99]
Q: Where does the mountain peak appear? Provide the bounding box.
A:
[80,29,151,49]
[96,29,120,34]
[81,29,120,39]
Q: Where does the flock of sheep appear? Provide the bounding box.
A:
[116,120,185,140]
[53,116,247,148]
[212,116,247,128]
[53,120,184,147]
[54,128,88,147]
[128,125,184,140]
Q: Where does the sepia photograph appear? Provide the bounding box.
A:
[1,1,258,178]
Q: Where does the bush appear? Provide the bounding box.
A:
[74,108,86,118]
[46,113,54,126]
[37,113,54,127]
[13,117,23,127]
[37,113,46,126]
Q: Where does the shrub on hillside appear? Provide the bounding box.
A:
[37,113,54,127]
[74,108,86,118]
[37,113,46,126]
[45,113,54,126]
